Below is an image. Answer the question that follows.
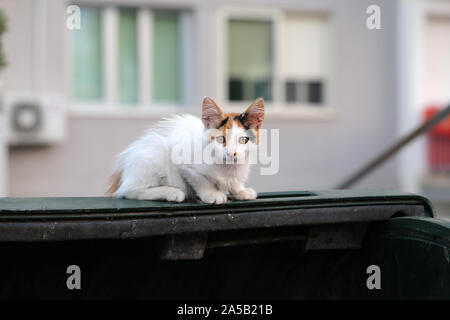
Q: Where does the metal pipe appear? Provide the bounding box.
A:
[337,104,450,189]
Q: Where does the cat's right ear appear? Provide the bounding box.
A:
[202,97,224,129]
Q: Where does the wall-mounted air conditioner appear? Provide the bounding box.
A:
[3,92,66,146]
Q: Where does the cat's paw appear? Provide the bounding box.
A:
[198,190,228,204]
[165,189,186,202]
[233,188,257,200]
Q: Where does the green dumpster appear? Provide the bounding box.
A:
[0,190,448,299]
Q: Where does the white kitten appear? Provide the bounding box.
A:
[107,97,264,204]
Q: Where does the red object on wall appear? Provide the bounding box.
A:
[425,105,450,171]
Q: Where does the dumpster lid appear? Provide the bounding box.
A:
[0,190,434,242]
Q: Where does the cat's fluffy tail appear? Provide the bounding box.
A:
[106,171,122,196]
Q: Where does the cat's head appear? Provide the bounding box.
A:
[202,97,264,163]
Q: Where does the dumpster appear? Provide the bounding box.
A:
[0,190,448,299]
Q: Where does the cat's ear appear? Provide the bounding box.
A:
[243,98,265,130]
[202,97,224,129]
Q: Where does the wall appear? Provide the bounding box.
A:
[424,14,450,105]
[0,110,5,196]
[1,0,399,197]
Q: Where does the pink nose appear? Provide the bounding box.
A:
[228,152,237,158]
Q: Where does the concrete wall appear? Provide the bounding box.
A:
[1,0,400,197]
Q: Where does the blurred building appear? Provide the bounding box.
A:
[0,0,449,217]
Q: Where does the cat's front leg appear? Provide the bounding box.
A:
[230,182,257,201]
[179,166,227,204]
[198,189,228,204]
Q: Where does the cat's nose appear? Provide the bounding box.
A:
[227,151,237,158]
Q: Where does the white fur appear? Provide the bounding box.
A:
[112,114,257,203]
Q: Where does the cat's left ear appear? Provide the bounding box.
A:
[243,98,265,130]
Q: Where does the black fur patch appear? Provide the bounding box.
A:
[234,113,249,130]
[216,117,229,129]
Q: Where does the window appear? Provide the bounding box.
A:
[118,8,138,104]
[228,19,273,102]
[281,13,330,105]
[223,9,332,109]
[72,5,191,108]
[285,81,323,104]
[153,11,181,102]
[73,7,103,101]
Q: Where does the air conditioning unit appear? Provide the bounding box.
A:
[3,92,66,146]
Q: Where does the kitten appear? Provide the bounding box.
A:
[107,97,264,204]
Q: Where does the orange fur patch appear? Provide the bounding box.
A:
[106,171,122,196]
[216,112,261,145]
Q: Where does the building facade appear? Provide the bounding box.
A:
[0,0,448,201]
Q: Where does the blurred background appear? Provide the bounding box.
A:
[0,0,449,219]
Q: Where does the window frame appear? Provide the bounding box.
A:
[67,4,194,117]
[216,6,336,120]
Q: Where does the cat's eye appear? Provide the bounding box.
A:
[239,136,249,144]
[216,136,225,144]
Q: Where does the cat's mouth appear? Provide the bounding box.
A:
[224,156,244,164]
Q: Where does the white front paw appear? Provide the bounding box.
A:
[166,189,186,202]
[198,190,228,204]
[233,188,257,200]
